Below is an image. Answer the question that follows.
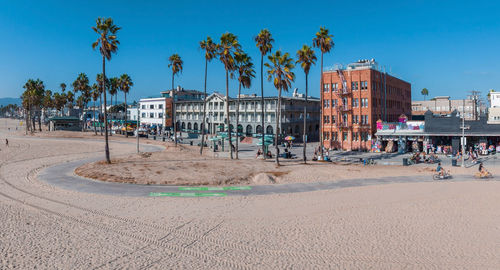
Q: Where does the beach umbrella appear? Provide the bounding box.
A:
[284,136,295,141]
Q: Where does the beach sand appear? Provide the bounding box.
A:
[1,118,500,269]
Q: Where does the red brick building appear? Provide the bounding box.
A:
[321,59,411,150]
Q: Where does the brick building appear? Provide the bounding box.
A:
[321,59,411,150]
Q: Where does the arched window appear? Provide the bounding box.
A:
[266,125,273,134]
[246,125,252,135]
[256,125,263,134]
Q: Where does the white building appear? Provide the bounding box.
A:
[127,107,139,121]
[138,97,167,127]
[488,91,500,124]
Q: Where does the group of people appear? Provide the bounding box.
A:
[312,146,331,161]
[410,152,439,164]
[255,148,273,159]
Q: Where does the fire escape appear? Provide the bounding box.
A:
[336,70,351,131]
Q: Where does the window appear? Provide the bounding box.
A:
[141,113,146,118]
[353,98,359,107]
[323,115,330,124]
[332,83,338,91]
[150,113,154,118]
[323,132,330,140]
[351,81,359,90]
[343,132,348,141]
[323,83,330,92]
[361,115,368,124]
[353,115,359,124]
[361,81,368,90]
[323,99,330,108]
[159,104,163,109]
[141,105,145,109]
[353,132,359,141]
[332,132,338,140]
[332,99,337,108]
[150,104,154,109]
[159,113,163,118]
[331,115,336,123]
[361,98,368,107]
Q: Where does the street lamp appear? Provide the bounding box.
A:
[137,106,140,153]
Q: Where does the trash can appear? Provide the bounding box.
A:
[452,159,457,166]
[403,158,408,166]
[190,141,193,146]
[162,137,165,142]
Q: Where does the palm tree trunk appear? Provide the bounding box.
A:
[94,99,97,135]
[172,74,177,147]
[303,72,308,163]
[320,52,324,158]
[200,58,208,155]
[125,93,128,138]
[226,69,233,159]
[38,108,41,131]
[260,53,265,159]
[102,56,111,164]
[235,82,241,159]
[109,91,112,136]
[99,92,103,136]
[275,88,281,166]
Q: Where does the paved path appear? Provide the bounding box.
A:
[38,155,497,197]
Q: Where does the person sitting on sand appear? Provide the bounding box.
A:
[256,149,262,158]
[478,162,490,177]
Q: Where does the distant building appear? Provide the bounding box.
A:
[174,92,320,140]
[321,59,411,151]
[488,91,500,124]
[138,87,205,130]
[412,96,486,121]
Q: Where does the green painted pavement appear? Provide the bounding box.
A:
[149,192,227,197]
[178,186,252,191]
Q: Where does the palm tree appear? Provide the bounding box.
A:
[296,45,317,163]
[218,32,241,159]
[22,79,45,132]
[233,51,255,159]
[96,73,109,135]
[168,53,183,147]
[265,50,295,166]
[91,83,100,135]
[109,77,119,134]
[119,74,133,137]
[255,29,274,157]
[42,90,53,130]
[199,36,217,155]
[313,26,334,156]
[421,88,429,101]
[60,83,66,93]
[72,73,90,131]
[92,17,120,163]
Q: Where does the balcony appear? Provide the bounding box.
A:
[340,105,351,112]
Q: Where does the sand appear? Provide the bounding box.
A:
[1,118,500,269]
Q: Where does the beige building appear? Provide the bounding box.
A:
[488,91,500,124]
[412,96,485,120]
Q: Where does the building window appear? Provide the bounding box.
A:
[159,104,163,109]
[141,105,145,109]
[353,115,359,124]
[323,132,330,140]
[332,83,338,91]
[159,113,163,118]
[353,132,359,141]
[150,105,154,109]
[343,132,348,141]
[323,115,330,124]
[361,81,368,90]
[351,81,359,90]
[331,115,336,123]
[332,132,338,140]
[332,99,337,108]
[141,113,146,118]
[323,99,330,108]
[353,98,359,107]
[323,83,330,92]
[361,98,368,107]
[361,115,368,124]
[150,113,154,118]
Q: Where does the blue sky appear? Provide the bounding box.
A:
[1,0,499,102]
